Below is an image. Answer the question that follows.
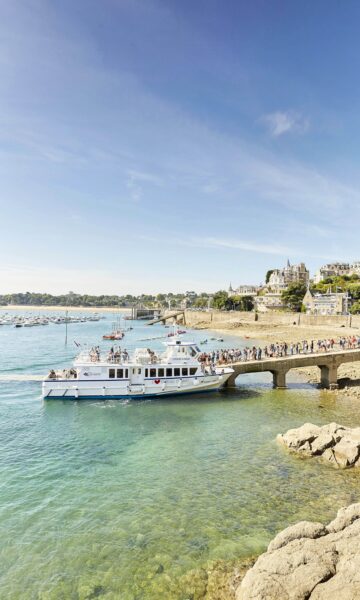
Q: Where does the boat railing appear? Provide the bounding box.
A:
[75,350,131,364]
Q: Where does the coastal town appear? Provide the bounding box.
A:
[227,259,360,315]
[1,260,360,317]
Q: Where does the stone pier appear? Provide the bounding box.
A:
[271,370,288,389]
[223,348,360,389]
[319,364,339,389]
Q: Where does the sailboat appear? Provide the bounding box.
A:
[102,315,125,340]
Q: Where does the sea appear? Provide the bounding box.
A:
[0,310,359,599]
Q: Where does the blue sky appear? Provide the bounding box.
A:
[1,0,360,294]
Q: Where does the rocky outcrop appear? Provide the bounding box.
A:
[236,503,360,599]
[277,422,360,468]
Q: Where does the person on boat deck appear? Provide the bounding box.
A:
[48,369,56,379]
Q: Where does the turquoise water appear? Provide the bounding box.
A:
[1,311,360,599]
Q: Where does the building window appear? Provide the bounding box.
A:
[109,368,115,379]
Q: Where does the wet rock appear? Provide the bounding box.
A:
[155,563,164,574]
[332,438,360,468]
[321,447,339,467]
[236,503,360,600]
[277,422,360,469]
[277,423,321,450]
[311,432,335,455]
[297,440,313,456]
[267,521,327,553]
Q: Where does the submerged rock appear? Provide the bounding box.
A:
[236,503,360,600]
[277,422,360,469]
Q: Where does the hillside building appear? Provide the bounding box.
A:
[254,293,285,312]
[303,288,350,315]
[228,284,259,297]
[314,262,351,283]
[268,261,309,292]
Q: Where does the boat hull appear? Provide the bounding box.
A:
[42,372,232,400]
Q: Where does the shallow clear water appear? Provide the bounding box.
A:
[1,311,360,599]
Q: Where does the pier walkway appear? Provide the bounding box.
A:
[147,310,185,325]
[223,348,360,389]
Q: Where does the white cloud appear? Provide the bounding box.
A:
[261,111,310,137]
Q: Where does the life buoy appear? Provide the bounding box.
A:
[155,379,160,384]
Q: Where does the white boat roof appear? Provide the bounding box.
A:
[165,339,197,346]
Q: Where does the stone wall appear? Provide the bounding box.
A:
[183,310,360,329]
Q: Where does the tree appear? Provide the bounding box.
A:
[350,301,360,315]
[231,295,254,311]
[194,297,208,308]
[212,290,229,310]
[265,269,274,284]
[281,283,307,312]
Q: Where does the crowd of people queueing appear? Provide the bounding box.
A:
[198,335,360,366]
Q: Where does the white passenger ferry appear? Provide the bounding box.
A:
[42,338,234,400]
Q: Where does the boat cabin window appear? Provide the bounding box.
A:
[190,347,197,357]
[132,368,141,375]
[145,369,148,377]
[182,368,188,376]
[166,368,172,377]
[116,368,128,378]
[158,368,164,377]
[174,367,180,377]
[150,368,156,378]
[190,367,197,375]
[109,368,115,379]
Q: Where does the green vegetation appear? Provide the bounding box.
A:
[0,291,211,309]
[312,273,360,296]
[3,274,359,313]
[211,290,229,310]
[281,283,308,312]
[311,274,360,314]
[265,269,274,284]
[229,295,255,311]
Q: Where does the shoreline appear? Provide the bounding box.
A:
[0,305,132,313]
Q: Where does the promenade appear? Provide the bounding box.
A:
[200,337,360,389]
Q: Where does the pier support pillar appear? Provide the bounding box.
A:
[272,370,288,389]
[225,371,238,387]
[319,365,338,389]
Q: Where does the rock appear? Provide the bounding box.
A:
[277,423,321,450]
[297,440,313,456]
[267,521,327,552]
[311,432,335,455]
[155,563,164,574]
[332,438,360,468]
[320,422,346,442]
[236,503,360,600]
[320,447,339,467]
[327,503,360,533]
[277,422,360,469]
